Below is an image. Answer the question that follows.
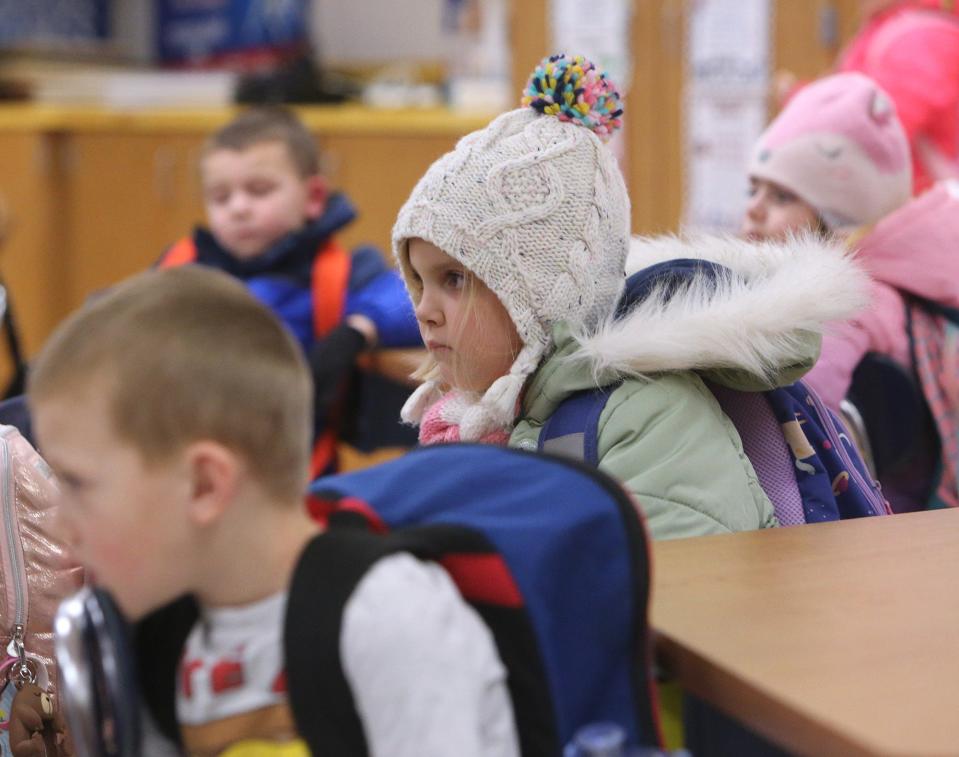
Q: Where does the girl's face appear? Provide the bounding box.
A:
[740,177,821,242]
[408,238,522,394]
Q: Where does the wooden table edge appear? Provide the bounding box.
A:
[654,631,932,757]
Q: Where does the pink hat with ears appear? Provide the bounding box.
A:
[748,72,912,230]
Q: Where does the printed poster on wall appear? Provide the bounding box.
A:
[683,0,773,232]
[156,0,310,69]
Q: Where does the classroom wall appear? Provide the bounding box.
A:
[109,0,153,62]
[313,0,446,65]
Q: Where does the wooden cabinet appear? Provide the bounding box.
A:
[0,130,69,357]
[62,132,207,307]
[319,131,464,254]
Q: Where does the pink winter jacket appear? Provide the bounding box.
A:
[805,181,959,408]
[838,0,959,194]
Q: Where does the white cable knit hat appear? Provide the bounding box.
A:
[393,54,630,440]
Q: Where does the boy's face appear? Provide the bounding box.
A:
[201,141,326,261]
[34,379,196,622]
[740,177,821,242]
[408,238,522,393]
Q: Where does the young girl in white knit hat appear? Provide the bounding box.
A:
[740,71,959,512]
[394,54,870,540]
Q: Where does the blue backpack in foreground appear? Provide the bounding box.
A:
[308,444,663,755]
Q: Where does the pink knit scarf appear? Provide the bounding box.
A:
[418,391,512,446]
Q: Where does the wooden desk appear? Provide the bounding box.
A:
[651,509,959,757]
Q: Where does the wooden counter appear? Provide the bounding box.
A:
[0,103,493,135]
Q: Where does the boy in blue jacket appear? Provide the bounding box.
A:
[159,107,420,474]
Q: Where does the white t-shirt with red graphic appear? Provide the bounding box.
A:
[174,553,520,757]
[177,592,289,729]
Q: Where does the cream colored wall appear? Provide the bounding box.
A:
[313,0,447,64]
[109,0,153,62]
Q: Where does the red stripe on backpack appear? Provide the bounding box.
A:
[440,553,524,608]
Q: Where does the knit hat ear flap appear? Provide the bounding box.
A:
[401,342,545,441]
[401,380,444,425]
[458,342,544,441]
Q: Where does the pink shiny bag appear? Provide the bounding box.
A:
[0,424,83,751]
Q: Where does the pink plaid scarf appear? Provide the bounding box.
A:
[911,303,959,507]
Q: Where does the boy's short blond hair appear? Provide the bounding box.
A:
[29,267,313,502]
[202,106,319,177]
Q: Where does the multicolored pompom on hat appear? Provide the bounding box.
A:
[392,53,630,441]
[522,53,624,141]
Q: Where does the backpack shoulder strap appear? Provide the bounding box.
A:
[309,426,339,481]
[134,596,200,747]
[907,292,959,329]
[157,237,198,269]
[905,297,959,507]
[307,238,352,478]
[311,238,351,339]
[285,517,388,756]
[538,385,617,465]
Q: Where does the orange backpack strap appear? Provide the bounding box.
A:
[311,238,351,338]
[308,238,352,477]
[310,427,339,480]
[158,237,198,269]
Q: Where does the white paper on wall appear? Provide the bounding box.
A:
[551,0,633,92]
[683,0,773,232]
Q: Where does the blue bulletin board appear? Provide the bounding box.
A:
[156,0,310,68]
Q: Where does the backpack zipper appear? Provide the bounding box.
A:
[806,388,890,516]
[0,438,28,673]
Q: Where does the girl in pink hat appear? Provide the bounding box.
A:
[742,71,959,511]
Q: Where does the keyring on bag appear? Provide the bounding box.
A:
[1,639,38,689]
[9,658,36,687]
[54,586,142,757]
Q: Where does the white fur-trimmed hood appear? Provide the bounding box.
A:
[571,233,870,384]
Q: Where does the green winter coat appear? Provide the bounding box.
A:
[510,234,868,541]
[510,325,781,540]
